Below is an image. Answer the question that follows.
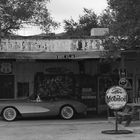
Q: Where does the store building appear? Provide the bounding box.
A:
[120,50,140,100]
[0,29,123,115]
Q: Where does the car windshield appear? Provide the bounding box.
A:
[27,94,76,101]
[28,94,50,101]
[28,94,37,100]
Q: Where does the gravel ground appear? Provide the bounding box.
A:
[0,118,139,140]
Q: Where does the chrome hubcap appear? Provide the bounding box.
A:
[62,106,73,119]
[3,108,16,121]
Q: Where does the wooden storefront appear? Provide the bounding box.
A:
[0,38,121,115]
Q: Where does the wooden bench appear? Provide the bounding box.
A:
[116,106,137,126]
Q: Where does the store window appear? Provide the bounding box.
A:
[0,75,14,99]
[34,72,74,98]
[17,82,29,98]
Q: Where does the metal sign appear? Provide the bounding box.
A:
[105,86,128,110]
[103,86,132,135]
[119,78,128,88]
[0,62,12,74]
[119,68,127,78]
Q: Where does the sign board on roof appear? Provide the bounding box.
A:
[91,28,109,36]
[0,39,104,52]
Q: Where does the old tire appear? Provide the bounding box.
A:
[2,107,17,121]
[60,106,75,120]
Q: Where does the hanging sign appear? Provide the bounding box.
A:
[105,86,128,110]
[119,68,127,78]
[119,78,128,88]
[0,62,12,74]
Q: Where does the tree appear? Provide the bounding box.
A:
[96,0,140,60]
[0,0,58,36]
[106,0,140,49]
[63,18,78,36]
[64,8,99,36]
[98,8,115,28]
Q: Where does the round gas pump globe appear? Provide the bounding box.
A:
[105,86,128,110]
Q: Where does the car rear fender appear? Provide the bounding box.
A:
[1,106,21,116]
[59,104,77,114]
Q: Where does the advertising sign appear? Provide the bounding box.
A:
[0,62,12,74]
[119,68,127,78]
[119,78,128,88]
[0,39,104,52]
[102,86,132,134]
[105,86,128,110]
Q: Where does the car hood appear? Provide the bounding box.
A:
[0,98,29,103]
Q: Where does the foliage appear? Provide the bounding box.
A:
[63,8,99,36]
[106,0,140,49]
[63,18,78,36]
[98,8,115,29]
[96,0,140,60]
[0,0,58,36]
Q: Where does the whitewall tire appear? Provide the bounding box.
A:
[60,106,75,120]
[2,107,17,121]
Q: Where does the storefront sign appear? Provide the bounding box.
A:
[0,62,12,74]
[119,68,127,78]
[105,86,128,110]
[119,78,128,88]
[0,39,104,52]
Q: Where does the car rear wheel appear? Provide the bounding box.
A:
[2,107,17,121]
[60,105,75,120]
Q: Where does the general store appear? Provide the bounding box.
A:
[0,29,138,116]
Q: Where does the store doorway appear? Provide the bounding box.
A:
[97,75,119,115]
[0,75,14,99]
[135,75,140,98]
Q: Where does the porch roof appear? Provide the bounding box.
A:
[0,51,107,60]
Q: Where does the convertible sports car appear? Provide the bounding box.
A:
[0,95,87,121]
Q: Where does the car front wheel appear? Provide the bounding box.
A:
[60,106,75,120]
[2,107,17,121]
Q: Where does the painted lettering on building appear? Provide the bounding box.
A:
[0,39,104,52]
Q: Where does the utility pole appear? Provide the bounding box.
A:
[0,4,3,47]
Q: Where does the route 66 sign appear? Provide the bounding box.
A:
[0,63,12,74]
[105,86,128,110]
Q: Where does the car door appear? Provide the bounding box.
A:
[18,99,59,117]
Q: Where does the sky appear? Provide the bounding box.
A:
[16,0,107,36]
